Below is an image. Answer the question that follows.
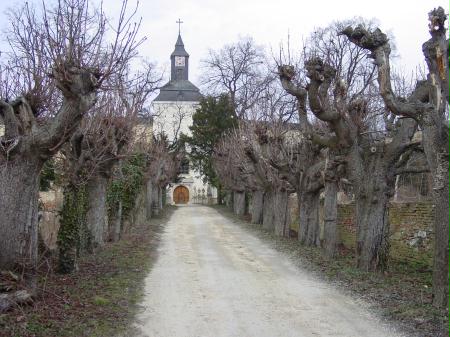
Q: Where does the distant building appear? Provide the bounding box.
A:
[152,28,217,205]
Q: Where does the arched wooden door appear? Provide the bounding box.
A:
[173,186,189,204]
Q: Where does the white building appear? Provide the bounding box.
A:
[152,30,217,205]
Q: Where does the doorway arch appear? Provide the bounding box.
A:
[173,185,189,204]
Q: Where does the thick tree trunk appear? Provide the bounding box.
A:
[250,190,264,224]
[86,176,108,248]
[0,157,42,283]
[273,190,289,237]
[346,144,394,272]
[233,191,245,216]
[57,185,87,274]
[355,190,390,272]
[323,180,339,257]
[262,191,274,232]
[421,118,450,308]
[431,174,449,308]
[298,191,320,246]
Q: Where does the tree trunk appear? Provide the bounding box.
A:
[422,125,449,308]
[323,180,339,257]
[233,191,245,216]
[225,191,233,210]
[262,191,274,232]
[57,184,87,274]
[86,176,108,248]
[146,179,153,219]
[158,186,163,208]
[355,190,390,272]
[346,143,394,272]
[431,173,449,308]
[250,190,264,224]
[273,190,289,237]
[112,199,123,242]
[152,184,160,216]
[0,157,42,285]
[422,122,450,308]
[298,191,320,246]
[349,146,395,272]
[217,184,223,205]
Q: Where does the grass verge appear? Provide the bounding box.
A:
[0,207,172,337]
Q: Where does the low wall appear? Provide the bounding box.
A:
[39,189,63,250]
[338,201,435,251]
[288,192,434,251]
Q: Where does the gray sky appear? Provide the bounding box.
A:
[1,0,449,87]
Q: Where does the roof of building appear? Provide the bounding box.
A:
[153,80,203,102]
[170,34,189,57]
[154,31,202,102]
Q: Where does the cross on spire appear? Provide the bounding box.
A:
[176,18,184,35]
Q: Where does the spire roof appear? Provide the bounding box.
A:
[171,34,189,57]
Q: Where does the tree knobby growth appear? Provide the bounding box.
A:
[341,7,449,307]
[0,0,143,284]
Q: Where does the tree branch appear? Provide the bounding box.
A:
[394,166,430,176]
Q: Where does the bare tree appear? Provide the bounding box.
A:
[144,134,181,218]
[278,21,421,270]
[0,0,143,281]
[213,129,250,216]
[201,38,268,118]
[341,7,449,307]
[214,122,294,236]
[57,111,133,272]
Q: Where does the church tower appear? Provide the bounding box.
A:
[153,26,202,103]
[152,22,216,205]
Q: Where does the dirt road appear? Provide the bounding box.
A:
[133,205,403,337]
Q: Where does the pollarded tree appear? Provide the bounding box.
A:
[0,0,143,279]
[242,122,295,236]
[57,111,134,273]
[279,57,421,271]
[59,62,162,269]
[214,122,294,235]
[144,133,181,218]
[213,129,251,215]
[101,62,162,239]
[341,7,449,307]
[289,58,420,270]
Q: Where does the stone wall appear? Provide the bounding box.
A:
[39,188,63,250]
[338,201,435,251]
[338,202,435,232]
[288,193,299,232]
[288,191,435,251]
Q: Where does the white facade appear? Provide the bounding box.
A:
[152,101,196,142]
[152,100,217,205]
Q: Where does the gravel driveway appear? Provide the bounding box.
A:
[133,205,404,337]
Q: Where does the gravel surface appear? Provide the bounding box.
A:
[133,205,405,337]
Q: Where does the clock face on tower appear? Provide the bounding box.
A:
[175,56,185,67]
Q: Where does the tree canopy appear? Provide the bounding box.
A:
[182,94,237,188]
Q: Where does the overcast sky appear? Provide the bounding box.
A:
[1,0,449,89]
